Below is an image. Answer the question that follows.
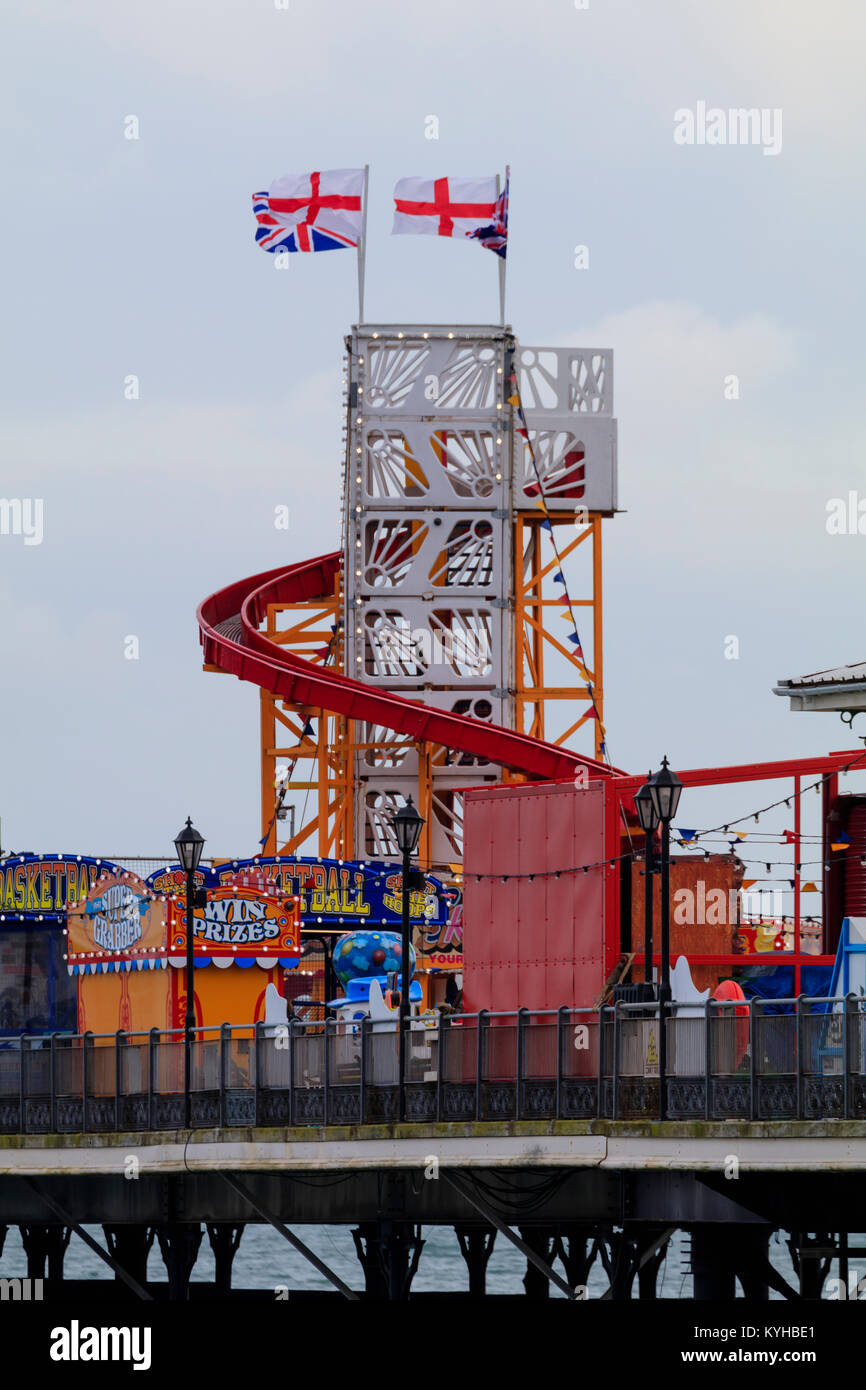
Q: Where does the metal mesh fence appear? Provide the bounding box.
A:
[0,998,864,1130]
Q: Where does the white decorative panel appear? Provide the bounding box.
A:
[358,512,504,595]
[361,424,505,507]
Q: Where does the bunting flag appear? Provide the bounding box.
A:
[782,829,797,844]
[252,169,364,253]
[831,840,851,852]
[392,176,498,242]
[802,882,819,892]
[677,829,698,846]
[742,879,757,889]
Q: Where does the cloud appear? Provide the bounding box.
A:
[578,299,798,420]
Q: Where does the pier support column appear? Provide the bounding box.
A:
[736,1229,770,1301]
[690,1226,737,1299]
[351,1222,424,1300]
[19,1225,71,1281]
[789,1231,833,1300]
[103,1226,154,1289]
[518,1227,556,1299]
[553,1227,598,1292]
[206,1224,245,1295]
[455,1225,496,1297]
[637,1243,667,1299]
[597,1231,640,1300]
[156,1223,203,1301]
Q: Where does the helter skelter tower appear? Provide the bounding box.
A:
[258,323,617,870]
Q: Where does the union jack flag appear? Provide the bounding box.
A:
[252,169,364,254]
[467,169,509,258]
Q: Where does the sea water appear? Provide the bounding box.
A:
[0,1225,845,1298]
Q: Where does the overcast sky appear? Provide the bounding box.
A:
[1,0,864,874]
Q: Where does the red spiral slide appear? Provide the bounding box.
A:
[198,551,616,781]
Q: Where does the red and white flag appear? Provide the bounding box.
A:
[392,176,498,241]
[255,169,365,253]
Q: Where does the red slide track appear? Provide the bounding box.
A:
[198,552,616,781]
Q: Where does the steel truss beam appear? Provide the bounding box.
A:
[23,1178,152,1300]
[439,1169,581,1299]
[221,1173,359,1300]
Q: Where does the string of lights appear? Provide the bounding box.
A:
[684,749,866,840]
[466,754,866,882]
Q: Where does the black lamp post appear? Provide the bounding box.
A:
[647,757,682,1120]
[174,817,205,1128]
[634,774,660,989]
[392,797,424,1122]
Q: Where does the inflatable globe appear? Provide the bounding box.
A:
[333,930,415,988]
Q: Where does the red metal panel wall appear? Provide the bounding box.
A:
[844,801,866,917]
[462,780,608,1012]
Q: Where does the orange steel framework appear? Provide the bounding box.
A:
[514,511,604,759]
[257,514,606,870]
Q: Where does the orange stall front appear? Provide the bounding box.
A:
[66,867,301,1034]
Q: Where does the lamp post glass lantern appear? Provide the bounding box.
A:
[392,797,425,1123]
[647,758,682,1121]
[174,818,205,1128]
[647,755,683,827]
[393,798,424,856]
[174,817,205,875]
[635,776,659,987]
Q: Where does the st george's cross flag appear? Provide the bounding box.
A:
[252,169,364,253]
[392,176,500,245]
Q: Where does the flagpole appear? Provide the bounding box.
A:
[494,164,508,322]
[357,164,369,323]
[496,171,506,325]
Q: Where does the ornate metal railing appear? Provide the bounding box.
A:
[0,996,861,1133]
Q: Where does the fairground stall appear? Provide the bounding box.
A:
[0,851,451,1034]
[0,854,102,1034]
